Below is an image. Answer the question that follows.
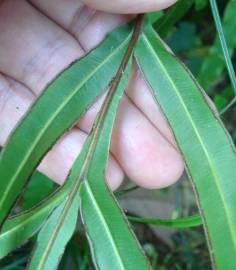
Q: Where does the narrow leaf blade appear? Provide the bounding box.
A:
[79,65,150,269]
[128,214,202,228]
[28,198,80,270]
[135,22,236,269]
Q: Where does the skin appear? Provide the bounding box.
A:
[0,0,184,190]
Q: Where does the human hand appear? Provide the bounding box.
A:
[0,0,183,190]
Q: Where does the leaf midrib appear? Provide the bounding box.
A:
[83,181,126,270]
[141,31,236,251]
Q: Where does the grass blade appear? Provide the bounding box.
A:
[0,23,133,227]
[135,20,236,269]
[128,214,202,228]
[115,185,139,196]
[220,96,236,115]
[198,0,236,92]
[209,0,236,94]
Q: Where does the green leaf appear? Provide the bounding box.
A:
[0,253,28,270]
[154,0,194,36]
[198,0,236,91]
[78,63,149,270]
[195,0,208,11]
[128,214,202,228]
[135,21,236,269]
[0,23,132,227]
[22,172,55,211]
[165,22,200,54]
[0,175,136,259]
[28,198,80,270]
[28,15,150,270]
[28,141,94,269]
[0,173,68,259]
[0,173,137,259]
[146,11,163,25]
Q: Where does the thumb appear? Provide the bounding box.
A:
[82,0,177,14]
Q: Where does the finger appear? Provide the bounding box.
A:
[82,0,177,14]
[77,93,184,189]
[0,74,123,190]
[29,0,132,51]
[0,0,84,94]
[126,62,177,146]
[38,129,124,190]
